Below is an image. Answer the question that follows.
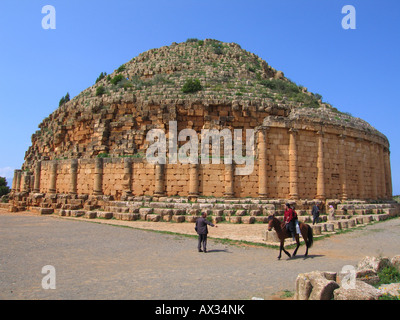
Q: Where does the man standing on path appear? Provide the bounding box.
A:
[195,212,217,253]
[312,203,320,225]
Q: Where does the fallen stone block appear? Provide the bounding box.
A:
[311,225,322,235]
[40,208,54,215]
[264,230,280,242]
[241,216,255,224]
[378,283,400,298]
[185,215,199,223]
[147,214,161,222]
[348,219,356,227]
[255,216,268,223]
[356,269,380,285]
[357,256,392,273]
[334,280,382,300]
[325,223,335,232]
[211,216,223,224]
[70,210,85,217]
[235,209,247,216]
[97,212,113,219]
[172,215,185,223]
[294,271,339,300]
[391,255,400,272]
[84,211,97,219]
[229,216,241,224]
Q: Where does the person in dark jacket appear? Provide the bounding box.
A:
[312,203,320,225]
[195,212,217,253]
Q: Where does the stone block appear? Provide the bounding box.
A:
[294,271,339,300]
[147,214,161,222]
[391,255,400,273]
[264,230,280,242]
[211,216,223,224]
[229,216,241,224]
[311,225,322,235]
[334,280,382,300]
[235,209,247,216]
[357,256,392,273]
[172,215,185,223]
[40,208,54,215]
[97,211,113,219]
[241,216,255,224]
[84,211,97,219]
[250,210,261,216]
[70,210,85,217]
[325,223,335,232]
[255,216,268,223]
[185,215,199,223]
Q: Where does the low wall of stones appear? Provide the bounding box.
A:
[6,192,400,232]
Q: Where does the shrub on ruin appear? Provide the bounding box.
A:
[181,78,202,93]
[95,72,107,84]
[59,92,70,107]
[110,74,125,85]
[96,85,106,97]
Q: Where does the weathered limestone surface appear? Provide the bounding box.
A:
[10,39,391,202]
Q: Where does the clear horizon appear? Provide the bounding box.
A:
[0,0,399,195]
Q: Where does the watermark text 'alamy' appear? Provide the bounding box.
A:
[146,121,254,176]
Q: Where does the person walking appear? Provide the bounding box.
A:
[312,203,320,225]
[195,212,217,253]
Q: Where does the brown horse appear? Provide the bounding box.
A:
[267,215,313,260]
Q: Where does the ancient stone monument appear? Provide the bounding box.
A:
[6,39,396,220]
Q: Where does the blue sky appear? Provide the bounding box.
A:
[0,0,399,195]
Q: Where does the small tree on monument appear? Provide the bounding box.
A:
[59,92,70,107]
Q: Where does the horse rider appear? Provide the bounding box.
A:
[284,203,296,241]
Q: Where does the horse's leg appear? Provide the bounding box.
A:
[278,242,283,260]
[281,240,291,259]
[292,235,300,257]
[302,226,309,257]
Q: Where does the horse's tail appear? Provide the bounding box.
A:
[306,225,314,248]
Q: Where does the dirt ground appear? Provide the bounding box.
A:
[1,209,399,300]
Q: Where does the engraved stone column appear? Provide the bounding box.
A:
[33,161,41,193]
[154,163,165,196]
[189,164,199,196]
[288,128,299,200]
[224,163,235,198]
[258,129,268,198]
[384,149,393,198]
[49,162,57,194]
[339,135,348,201]
[378,145,385,199]
[11,170,18,192]
[122,158,133,197]
[70,159,78,195]
[15,170,22,192]
[22,172,31,193]
[93,158,103,196]
[316,131,325,200]
[357,139,365,199]
[369,142,378,200]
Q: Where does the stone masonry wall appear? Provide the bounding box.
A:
[12,118,392,201]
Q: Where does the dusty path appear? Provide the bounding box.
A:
[1,210,399,300]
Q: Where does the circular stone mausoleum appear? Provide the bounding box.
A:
[9,39,393,209]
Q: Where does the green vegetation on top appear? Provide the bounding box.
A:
[181,78,202,93]
[58,92,70,107]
